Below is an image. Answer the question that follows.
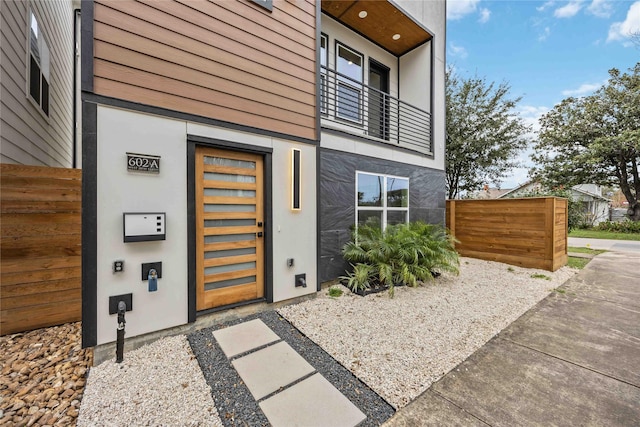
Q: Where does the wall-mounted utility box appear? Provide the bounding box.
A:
[123,213,166,242]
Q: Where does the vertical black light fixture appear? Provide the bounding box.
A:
[292,148,301,211]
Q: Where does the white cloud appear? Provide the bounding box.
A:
[478,8,491,23]
[554,1,584,18]
[447,0,480,20]
[449,42,468,59]
[499,105,550,189]
[587,0,613,18]
[518,105,549,139]
[538,26,551,41]
[537,1,555,12]
[561,82,602,96]
[607,1,640,42]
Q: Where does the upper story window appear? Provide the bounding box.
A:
[356,172,409,229]
[336,43,363,123]
[247,0,272,12]
[29,12,50,116]
[320,34,328,114]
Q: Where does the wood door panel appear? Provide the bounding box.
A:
[196,147,265,311]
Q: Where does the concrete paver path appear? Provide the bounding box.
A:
[385,251,640,426]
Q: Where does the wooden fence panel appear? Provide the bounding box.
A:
[1,164,82,335]
[446,197,567,271]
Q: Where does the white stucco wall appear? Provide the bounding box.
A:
[96,106,188,345]
[95,106,316,345]
[319,1,446,172]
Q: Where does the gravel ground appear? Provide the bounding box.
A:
[0,322,92,426]
[188,310,394,427]
[69,256,576,425]
[77,335,222,427]
[278,257,577,409]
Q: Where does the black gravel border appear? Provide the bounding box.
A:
[187,310,395,427]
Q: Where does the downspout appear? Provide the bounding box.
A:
[72,8,80,168]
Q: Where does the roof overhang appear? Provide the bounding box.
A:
[321,0,433,56]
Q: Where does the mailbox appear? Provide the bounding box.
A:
[123,213,166,242]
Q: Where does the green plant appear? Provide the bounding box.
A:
[569,229,640,241]
[554,288,566,294]
[530,273,551,280]
[341,221,460,296]
[328,286,343,298]
[507,266,515,272]
[595,220,640,234]
[567,246,607,255]
[567,256,590,269]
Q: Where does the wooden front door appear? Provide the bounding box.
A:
[195,147,264,311]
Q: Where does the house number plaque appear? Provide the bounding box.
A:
[127,153,160,174]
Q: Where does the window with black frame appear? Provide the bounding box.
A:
[356,172,409,229]
[336,43,363,123]
[29,12,50,116]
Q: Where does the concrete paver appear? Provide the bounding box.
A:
[232,341,315,400]
[259,373,366,427]
[385,250,640,426]
[212,318,280,358]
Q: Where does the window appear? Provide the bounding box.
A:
[356,172,409,229]
[320,34,328,115]
[336,43,363,123]
[29,12,50,116]
[247,0,272,11]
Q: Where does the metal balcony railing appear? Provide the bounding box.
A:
[321,66,432,155]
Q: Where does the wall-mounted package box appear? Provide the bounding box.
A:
[123,213,166,242]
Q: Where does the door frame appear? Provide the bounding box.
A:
[368,58,390,141]
[187,135,273,322]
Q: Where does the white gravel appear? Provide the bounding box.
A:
[77,335,222,427]
[278,257,577,409]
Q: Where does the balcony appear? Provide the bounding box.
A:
[321,66,433,155]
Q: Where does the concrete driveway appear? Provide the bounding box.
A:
[385,250,640,426]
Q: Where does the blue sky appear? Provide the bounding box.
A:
[446,0,640,189]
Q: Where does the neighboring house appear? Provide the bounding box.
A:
[80,0,446,347]
[470,185,512,199]
[499,181,611,225]
[1,0,81,167]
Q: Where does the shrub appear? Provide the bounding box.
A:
[341,221,459,296]
[595,220,640,234]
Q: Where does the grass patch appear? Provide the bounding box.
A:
[554,288,566,294]
[507,266,515,272]
[567,246,607,255]
[328,286,343,298]
[567,256,590,269]
[569,229,640,241]
[531,273,551,280]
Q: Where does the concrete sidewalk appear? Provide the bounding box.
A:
[385,251,640,426]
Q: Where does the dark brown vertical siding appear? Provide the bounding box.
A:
[93,0,317,141]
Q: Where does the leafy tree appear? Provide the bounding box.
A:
[445,68,530,199]
[532,63,640,221]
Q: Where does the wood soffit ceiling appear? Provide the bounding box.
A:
[321,0,432,56]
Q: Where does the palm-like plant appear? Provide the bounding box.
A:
[342,221,459,296]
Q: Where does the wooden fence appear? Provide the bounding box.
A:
[1,164,82,335]
[446,197,567,271]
